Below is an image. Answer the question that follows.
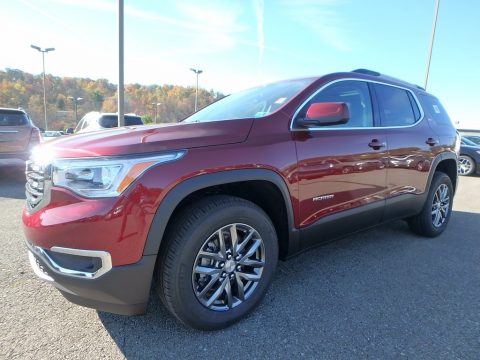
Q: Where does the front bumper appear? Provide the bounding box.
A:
[26,240,156,315]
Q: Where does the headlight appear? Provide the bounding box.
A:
[51,151,185,198]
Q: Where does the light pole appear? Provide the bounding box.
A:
[151,102,161,123]
[190,68,203,112]
[68,97,83,124]
[31,45,55,131]
[118,0,125,127]
[424,0,441,90]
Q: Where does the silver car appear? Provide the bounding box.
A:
[0,108,42,167]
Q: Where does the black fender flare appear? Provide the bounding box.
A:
[143,169,297,256]
[428,151,458,192]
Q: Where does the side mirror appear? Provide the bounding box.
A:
[297,102,349,127]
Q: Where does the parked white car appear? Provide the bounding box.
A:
[74,112,143,133]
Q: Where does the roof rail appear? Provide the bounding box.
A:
[352,69,381,76]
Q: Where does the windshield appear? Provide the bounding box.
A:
[183,78,315,123]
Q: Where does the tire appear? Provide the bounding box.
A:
[155,195,278,330]
[408,171,453,237]
[457,155,475,176]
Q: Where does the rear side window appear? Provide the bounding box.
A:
[99,116,118,128]
[419,94,453,126]
[99,115,143,128]
[125,116,143,126]
[374,84,419,127]
[0,112,28,126]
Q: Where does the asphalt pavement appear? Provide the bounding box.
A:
[0,166,479,359]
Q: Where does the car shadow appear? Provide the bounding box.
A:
[98,210,480,359]
[0,166,26,199]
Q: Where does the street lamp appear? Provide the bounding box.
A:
[151,102,161,123]
[31,45,55,131]
[190,68,203,112]
[68,97,83,124]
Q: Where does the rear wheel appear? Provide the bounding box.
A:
[156,195,278,330]
[408,172,453,237]
[457,155,475,176]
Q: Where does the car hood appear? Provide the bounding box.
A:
[38,119,254,158]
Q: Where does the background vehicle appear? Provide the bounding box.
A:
[458,137,480,176]
[0,108,42,167]
[23,70,458,330]
[43,131,66,140]
[463,135,480,146]
[74,112,143,133]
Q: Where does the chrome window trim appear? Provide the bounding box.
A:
[29,245,112,280]
[0,130,19,133]
[290,78,425,131]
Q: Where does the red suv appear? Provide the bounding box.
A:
[23,69,459,330]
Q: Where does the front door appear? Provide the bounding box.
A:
[291,80,388,245]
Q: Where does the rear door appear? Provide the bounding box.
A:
[372,84,438,219]
[292,80,388,244]
[0,111,31,153]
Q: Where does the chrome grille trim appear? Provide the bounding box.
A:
[25,160,50,211]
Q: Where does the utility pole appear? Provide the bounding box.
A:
[118,0,125,126]
[424,0,441,90]
[190,68,203,112]
[31,45,55,131]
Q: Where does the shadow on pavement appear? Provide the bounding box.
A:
[0,166,26,199]
[98,211,480,359]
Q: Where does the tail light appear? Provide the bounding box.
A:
[29,128,43,148]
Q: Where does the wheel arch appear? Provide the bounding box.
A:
[431,152,458,192]
[143,169,299,260]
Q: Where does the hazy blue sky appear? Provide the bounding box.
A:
[1,0,479,128]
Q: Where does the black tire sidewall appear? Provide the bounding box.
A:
[165,199,278,330]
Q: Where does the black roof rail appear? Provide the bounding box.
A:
[415,85,425,90]
[352,69,381,76]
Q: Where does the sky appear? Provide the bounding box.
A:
[1,0,479,129]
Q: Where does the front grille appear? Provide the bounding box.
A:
[25,160,47,209]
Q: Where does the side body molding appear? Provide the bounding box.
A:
[142,169,298,257]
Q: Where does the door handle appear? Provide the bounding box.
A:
[368,139,386,150]
[426,137,438,146]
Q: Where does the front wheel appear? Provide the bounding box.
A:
[156,195,278,330]
[408,172,453,237]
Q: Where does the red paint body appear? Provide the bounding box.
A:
[22,72,458,267]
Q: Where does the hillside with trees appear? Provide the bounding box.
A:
[0,68,224,130]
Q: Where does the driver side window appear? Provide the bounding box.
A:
[298,80,373,128]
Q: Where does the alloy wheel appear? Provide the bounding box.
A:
[431,183,450,228]
[457,156,473,175]
[192,223,265,311]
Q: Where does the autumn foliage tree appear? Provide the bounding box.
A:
[0,68,224,130]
